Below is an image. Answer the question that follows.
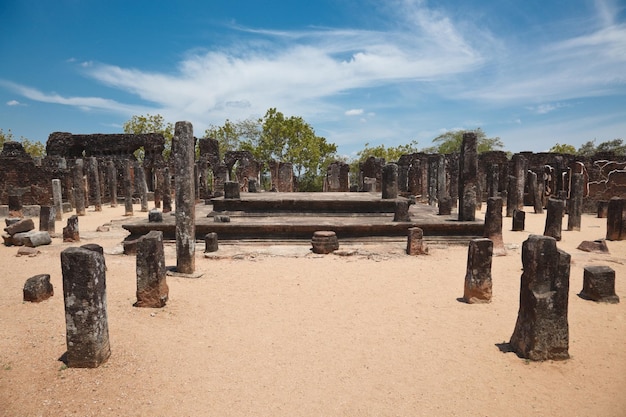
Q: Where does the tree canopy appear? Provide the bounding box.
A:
[123,114,174,159]
[548,143,577,154]
[422,128,504,154]
[0,128,45,157]
[556,139,626,157]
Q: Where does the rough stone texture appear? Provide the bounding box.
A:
[510,154,526,217]
[597,200,608,218]
[311,231,339,254]
[61,245,110,368]
[484,197,506,256]
[359,157,385,193]
[544,198,565,241]
[576,239,610,253]
[39,206,56,233]
[606,197,626,241]
[406,227,428,255]
[224,150,262,193]
[269,160,294,192]
[510,235,570,361]
[8,194,23,218]
[173,121,196,274]
[24,231,52,247]
[124,159,134,216]
[148,209,163,223]
[324,161,350,192]
[135,231,169,308]
[107,160,118,208]
[123,237,141,256]
[567,173,584,231]
[23,274,53,302]
[87,157,102,211]
[458,133,478,221]
[204,232,219,253]
[580,265,620,303]
[393,200,411,222]
[73,159,86,216]
[438,197,452,215]
[52,179,64,221]
[134,162,149,212]
[512,209,525,232]
[463,238,493,303]
[224,181,241,199]
[162,167,172,213]
[63,215,80,242]
[4,218,35,236]
[382,163,399,199]
[5,217,21,227]
[487,163,500,198]
[16,246,40,257]
[528,171,543,214]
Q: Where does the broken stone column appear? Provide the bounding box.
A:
[406,227,428,255]
[162,167,172,213]
[580,265,620,303]
[8,194,23,218]
[135,161,149,212]
[509,235,570,361]
[512,209,525,231]
[63,215,80,242]
[134,231,169,308]
[567,172,583,231]
[73,159,86,216]
[382,163,398,199]
[52,179,64,221]
[204,232,218,253]
[393,200,411,222]
[224,181,241,199]
[462,238,493,303]
[483,197,505,256]
[61,245,110,368]
[107,160,118,208]
[23,274,54,302]
[311,231,339,254]
[173,121,196,274]
[458,132,478,221]
[88,157,102,211]
[39,206,55,234]
[544,198,565,241]
[123,159,134,216]
[606,197,626,241]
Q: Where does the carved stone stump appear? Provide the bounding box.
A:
[567,173,583,231]
[406,227,428,255]
[135,231,169,308]
[8,194,23,218]
[63,215,80,242]
[606,197,626,241]
[224,181,241,199]
[580,266,620,303]
[597,201,608,218]
[438,197,452,215]
[107,160,118,207]
[544,198,565,241]
[204,232,219,253]
[510,235,570,361]
[311,231,339,254]
[61,245,110,368]
[173,121,196,274]
[484,197,505,256]
[148,209,163,223]
[135,162,149,212]
[52,179,64,220]
[393,200,411,222]
[23,274,54,302]
[463,238,493,303]
[39,206,56,233]
[73,159,86,216]
[512,209,525,231]
[382,163,398,199]
[124,159,134,216]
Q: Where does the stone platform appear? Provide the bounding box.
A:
[122,192,484,242]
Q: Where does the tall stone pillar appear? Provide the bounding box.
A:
[123,159,134,216]
[528,171,543,214]
[462,238,493,303]
[510,235,570,361]
[61,245,110,368]
[135,231,169,308]
[382,163,398,199]
[88,157,102,211]
[154,168,164,209]
[567,172,584,231]
[458,132,478,221]
[73,159,86,216]
[436,155,447,203]
[487,164,499,198]
[484,197,505,256]
[512,154,525,212]
[52,179,64,221]
[173,121,196,274]
[107,160,117,207]
[135,161,149,212]
[544,198,565,241]
[162,167,172,213]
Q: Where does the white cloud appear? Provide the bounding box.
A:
[345,109,364,116]
[527,102,570,114]
[6,100,21,106]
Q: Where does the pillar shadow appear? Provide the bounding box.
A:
[495,342,514,354]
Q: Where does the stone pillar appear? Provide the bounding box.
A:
[406,227,428,255]
[382,163,398,199]
[393,200,411,222]
[61,245,110,368]
[224,181,241,199]
[8,194,22,218]
[162,167,172,213]
[462,238,493,303]
[154,168,163,209]
[428,156,438,205]
[487,164,499,198]
[107,160,118,208]
[484,197,506,256]
[528,171,543,214]
[512,209,525,231]
[580,266,620,303]
[438,197,452,215]
[148,209,163,222]
[135,231,169,308]
[567,173,584,231]
[124,159,134,217]
[52,179,64,221]
[135,161,149,212]
[544,198,565,241]
[436,155,447,203]
[204,232,219,253]
[198,159,209,200]
[458,133,478,221]
[512,154,525,212]
[606,197,626,241]
[510,235,570,361]
[63,215,80,242]
[597,201,608,218]
[39,206,55,233]
[88,157,102,211]
[173,121,196,274]
[72,159,86,216]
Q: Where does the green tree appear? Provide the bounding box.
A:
[204,118,261,157]
[549,143,577,154]
[0,128,45,157]
[349,140,420,181]
[422,128,503,154]
[576,140,596,157]
[0,128,14,151]
[576,139,626,157]
[123,114,174,159]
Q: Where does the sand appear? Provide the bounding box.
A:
[1,203,625,417]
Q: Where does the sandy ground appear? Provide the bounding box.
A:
[0,202,625,417]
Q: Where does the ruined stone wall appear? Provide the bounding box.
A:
[224,151,261,191]
[269,160,294,192]
[359,157,385,192]
[324,161,350,192]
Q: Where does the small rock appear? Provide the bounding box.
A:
[4,218,35,236]
[577,239,610,254]
[96,225,110,232]
[17,247,40,257]
[23,274,53,302]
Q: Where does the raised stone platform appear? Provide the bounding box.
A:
[122,192,484,242]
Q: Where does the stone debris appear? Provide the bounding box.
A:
[23,274,53,302]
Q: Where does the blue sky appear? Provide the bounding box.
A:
[1,0,625,158]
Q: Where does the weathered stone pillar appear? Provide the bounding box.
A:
[382,163,399,199]
[107,160,117,207]
[162,167,172,213]
[606,197,626,241]
[512,209,525,231]
[88,157,102,211]
[505,175,515,217]
[436,155,447,203]
[73,159,86,216]
[512,154,525,212]
[198,159,209,200]
[61,245,110,368]
[135,161,149,212]
[487,164,499,198]
[204,232,218,253]
[510,235,570,361]
[63,215,80,242]
[173,121,196,274]
[528,171,543,214]
[484,197,505,256]
[597,200,608,218]
[580,266,620,303]
[458,133,478,221]
[123,159,134,216]
[154,168,163,209]
[39,206,55,233]
[438,197,452,215]
[135,231,169,308]
[393,200,411,222]
[8,194,23,218]
[224,181,241,199]
[567,173,584,231]
[406,227,428,255]
[52,179,64,221]
[544,198,565,241]
[462,238,493,303]
[428,156,438,205]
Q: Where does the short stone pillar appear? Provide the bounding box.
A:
[462,238,493,303]
[135,231,169,308]
[458,133,478,221]
[39,206,56,233]
[135,162,149,212]
[606,197,626,241]
[597,201,608,218]
[483,197,505,256]
[567,172,584,231]
[248,178,258,193]
[311,231,339,254]
[510,235,570,361]
[107,160,118,208]
[512,209,525,231]
[23,274,54,302]
[382,163,398,199]
[580,266,620,303]
[223,181,241,199]
[63,215,80,242]
[8,194,23,218]
[123,159,134,216]
[173,121,196,274]
[406,227,428,255]
[393,200,411,222]
[544,198,565,241]
[204,232,219,253]
[73,159,86,216]
[52,179,64,220]
[148,209,163,223]
[438,197,452,215]
[61,245,110,368]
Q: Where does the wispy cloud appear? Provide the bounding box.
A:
[6,99,22,106]
[345,109,364,116]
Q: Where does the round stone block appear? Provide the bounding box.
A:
[311,231,339,254]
